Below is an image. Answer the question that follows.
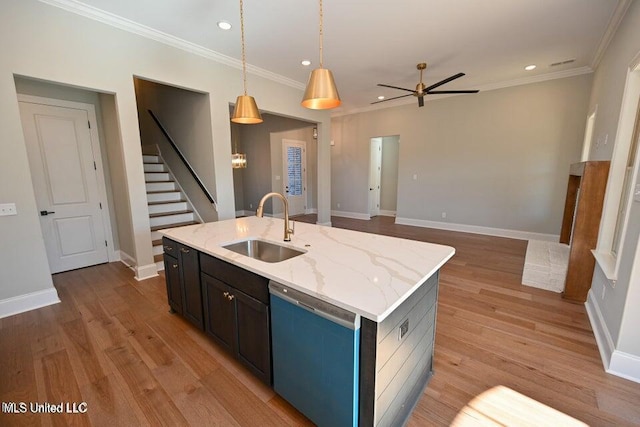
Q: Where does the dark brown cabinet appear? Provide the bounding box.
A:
[163,252,182,314]
[162,237,204,329]
[201,253,271,385]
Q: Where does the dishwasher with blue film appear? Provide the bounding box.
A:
[269,281,360,427]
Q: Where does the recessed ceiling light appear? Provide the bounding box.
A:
[377,96,385,100]
[217,21,232,30]
[301,60,311,66]
[524,64,537,71]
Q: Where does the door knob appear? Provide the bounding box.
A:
[40,210,55,216]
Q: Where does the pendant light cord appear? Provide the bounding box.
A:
[319,0,324,68]
[240,0,248,96]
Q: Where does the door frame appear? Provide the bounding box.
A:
[282,138,308,216]
[18,94,118,267]
[369,137,382,217]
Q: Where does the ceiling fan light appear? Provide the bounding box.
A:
[231,95,263,124]
[302,68,341,109]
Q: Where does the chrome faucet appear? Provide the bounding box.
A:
[256,192,295,241]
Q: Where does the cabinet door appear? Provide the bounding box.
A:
[163,253,182,314]
[235,289,271,385]
[201,273,236,354]
[178,244,203,329]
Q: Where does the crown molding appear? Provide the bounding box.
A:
[38,0,306,90]
[590,0,633,69]
[332,66,594,117]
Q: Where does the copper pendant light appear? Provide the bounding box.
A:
[231,0,263,124]
[301,0,341,110]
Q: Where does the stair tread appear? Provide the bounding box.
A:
[146,190,181,194]
[152,239,162,246]
[154,254,164,263]
[145,180,174,183]
[150,220,199,232]
[149,210,193,218]
[148,200,186,205]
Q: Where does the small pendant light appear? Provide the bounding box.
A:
[231,124,247,168]
[231,0,263,124]
[301,0,341,110]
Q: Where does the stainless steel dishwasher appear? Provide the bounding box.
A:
[269,281,361,427]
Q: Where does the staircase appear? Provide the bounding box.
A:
[144,154,200,271]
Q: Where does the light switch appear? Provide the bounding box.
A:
[634,184,640,202]
[413,174,418,180]
[0,203,17,216]
[275,175,281,181]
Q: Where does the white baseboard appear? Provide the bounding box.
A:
[0,288,61,319]
[585,289,615,370]
[609,351,640,384]
[118,250,136,271]
[235,210,254,217]
[585,290,640,384]
[394,217,559,241]
[378,210,396,217]
[331,210,371,220]
[316,221,332,226]
[135,263,159,281]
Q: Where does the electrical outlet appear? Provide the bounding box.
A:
[337,203,341,209]
[399,318,409,340]
[412,174,418,181]
[249,203,253,209]
[0,203,17,216]
[441,212,447,219]
[601,286,606,300]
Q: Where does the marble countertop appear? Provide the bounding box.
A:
[160,216,455,322]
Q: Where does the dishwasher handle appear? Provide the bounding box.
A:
[269,281,360,330]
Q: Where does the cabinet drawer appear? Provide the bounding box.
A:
[162,237,178,255]
[200,253,269,304]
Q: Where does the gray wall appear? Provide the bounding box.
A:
[586,0,640,358]
[271,127,317,215]
[380,136,399,212]
[134,78,218,222]
[332,74,593,236]
[232,113,315,215]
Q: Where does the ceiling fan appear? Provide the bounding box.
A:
[373,63,479,107]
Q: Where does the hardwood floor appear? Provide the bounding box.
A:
[1,215,639,426]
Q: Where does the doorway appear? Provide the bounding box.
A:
[369,136,400,217]
[283,139,307,216]
[19,96,113,273]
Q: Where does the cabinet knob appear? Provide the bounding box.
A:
[164,245,173,251]
[223,291,229,297]
[172,264,178,268]
[180,248,190,253]
[228,294,235,301]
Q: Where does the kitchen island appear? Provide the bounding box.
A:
[160,216,454,426]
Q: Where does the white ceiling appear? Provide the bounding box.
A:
[56,0,622,113]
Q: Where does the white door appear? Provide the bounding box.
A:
[19,101,109,273]
[282,139,307,216]
[369,138,382,216]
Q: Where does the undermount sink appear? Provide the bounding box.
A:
[222,239,305,263]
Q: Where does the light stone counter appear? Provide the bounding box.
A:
[160,216,455,322]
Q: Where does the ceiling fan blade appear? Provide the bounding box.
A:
[370,94,414,104]
[427,90,480,94]
[424,73,465,92]
[377,83,415,93]
[418,96,424,107]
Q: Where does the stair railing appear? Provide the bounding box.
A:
[148,110,217,211]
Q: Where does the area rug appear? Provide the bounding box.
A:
[522,240,570,293]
